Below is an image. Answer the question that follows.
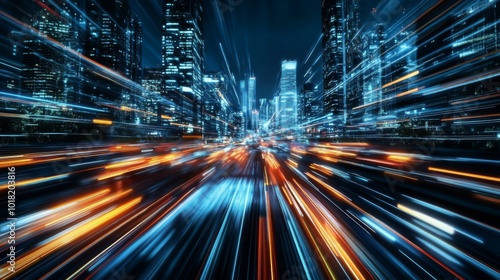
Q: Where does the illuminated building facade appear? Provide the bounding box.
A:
[322,0,362,134]
[142,68,163,125]
[238,76,257,132]
[259,98,270,132]
[239,79,248,131]
[162,0,204,135]
[448,0,500,135]
[80,0,143,124]
[278,60,297,133]
[322,0,343,121]
[203,72,230,139]
[248,77,257,131]
[299,82,315,134]
[272,93,279,131]
[361,22,386,128]
[22,0,72,103]
[233,111,244,138]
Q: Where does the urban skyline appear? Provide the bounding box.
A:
[1,0,499,139]
[129,0,393,101]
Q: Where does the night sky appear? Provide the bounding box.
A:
[129,0,377,100]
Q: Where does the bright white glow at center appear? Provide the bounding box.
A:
[398,204,455,235]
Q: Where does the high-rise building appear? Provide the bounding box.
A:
[322,0,361,122]
[413,1,460,137]
[203,72,230,139]
[322,0,361,130]
[299,82,315,134]
[142,68,163,125]
[272,93,279,131]
[448,0,499,135]
[162,0,204,135]
[22,0,72,103]
[359,1,418,134]
[232,111,245,138]
[310,97,323,136]
[238,76,257,131]
[0,1,25,95]
[259,98,270,132]
[5,0,143,138]
[239,79,248,131]
[360,22,386,126]
[248,77,257,131]
[202,74,221,140]
[278,60,298,133]
[386,29,418,119]
[322,0,343,121]
[344,1,363,128]
[123,14,143,124]
[80,0,143,125]
[123,14,143,84]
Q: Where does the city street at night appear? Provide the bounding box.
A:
[1,0,500,279]
[1,142,499,279]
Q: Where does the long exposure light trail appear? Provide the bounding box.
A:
[0,141,498,278]
[1,0,500,279]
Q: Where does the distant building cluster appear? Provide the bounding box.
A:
[248,60,316,138]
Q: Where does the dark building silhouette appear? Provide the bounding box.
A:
[299,82,314,131]
[83,0,142,111]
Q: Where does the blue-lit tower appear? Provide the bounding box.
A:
[21,0,72,103]
[322,0,362,134]
[278,60,297,133]
[248,76,257,131]
[162,0,204,136]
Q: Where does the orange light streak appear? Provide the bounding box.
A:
[382,70,420,89]
[0,197,142,278]
[429,167,500,182]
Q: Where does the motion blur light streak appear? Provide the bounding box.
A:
[428,166,500,182]
[397,204,455,235]
[382,70,421,89]
[1,0,500,279]
[0,139,499,278]
[1,197,142,279]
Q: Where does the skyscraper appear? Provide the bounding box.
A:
[322,0,342,120]
[445,0,499,135]
[142,68,163,125]
[322,0,361,131]
[259,98,270,132]
[127,15,143,83]
[162,0,204,135]
[81,0,142,109]
[239,79,248,131]
[272,93,279,131]
[361,22,386,123]
[22,0,72,102]
[248,77,257,131]
[299,82,315,133]
[278,60,297,132]
[203,72,230,139]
